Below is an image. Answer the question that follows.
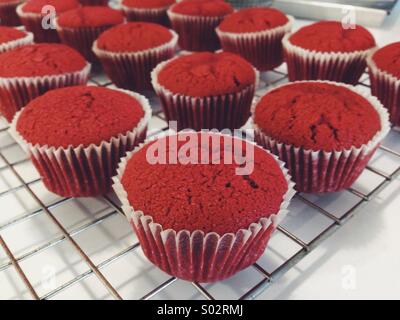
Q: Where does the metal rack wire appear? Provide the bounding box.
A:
[0,66,399,300]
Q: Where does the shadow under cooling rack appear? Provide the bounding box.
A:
[0,66,399,300]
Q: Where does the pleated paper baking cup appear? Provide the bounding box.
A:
[112,132,296,282]
[93,30,178,92]
[167,10,226,51]
[0,63,91,122]
[367,52,400,128]
[151,57,259,131]
[282,33,376,85]
[55,18,123,63]
[16,3,60,43]
[122,4,171,27]
[9,89,152,198]
[216,16,293,71]
[0,31,34,53]
[0,0,24,26]
[252,81,391,193]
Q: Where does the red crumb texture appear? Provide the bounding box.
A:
[22,0,80,14]
[171,0,233,17]
[219,8,288,33]
[289,21,376,53]
[122,0,175,9]
[57,6,124,28]
[254,82,381,152]
[96,22,172,52]
[17,86,145,148]
[121,133,288,235]
[157,52,255,97]
[372,42,400,79]
[0,44,86,77]
[0,26,26,44]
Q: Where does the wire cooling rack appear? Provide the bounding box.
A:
[0,65,399,300]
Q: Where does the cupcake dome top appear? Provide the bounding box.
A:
[121,132,288,234]
[0,44,87,77]
[0,26,26,44]
[122,0,175,9]
[156,52,256,97]
[254,82,381,152]
[22,0,80,14]
[57,6,125,28]
[219,7,289,33]
[170,0,233,17]
[372,42,400,79]
[289,21,375,53]
[16,86,145,148]
[96,22,173,52]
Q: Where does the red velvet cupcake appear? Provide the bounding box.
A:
[217,8,293,71]
[283,21,376,85]
[152,51,258,131]
[56,6,125,63]
[168,0,233,51]
[253,81,390,193]
[0,0,24,26]
[113,132,295,282]
[121,0,175,27]
[0,43,90,122]
[367,42,400,128]
[17,0,80,43]
[0,26,34,53]
[78,0,108,5]
[11,85,151,197]
[93,22,178,92]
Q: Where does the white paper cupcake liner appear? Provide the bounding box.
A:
[367,51,400,128]
[216,15,293,71]
[93,29,178,92]
[282,33,376,85]
[167,9,227,51]
[16,3,60,43]
[112,131,296,282]
[0,0,23,26]
[252,80,391,193]
[121,4,171,26]
[0,63,91,122]
[0,30,34,53]
[55,17,124,63]
[151,55,259,131]
[9,89,152,197]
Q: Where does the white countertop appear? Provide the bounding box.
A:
[257,2,400,300]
